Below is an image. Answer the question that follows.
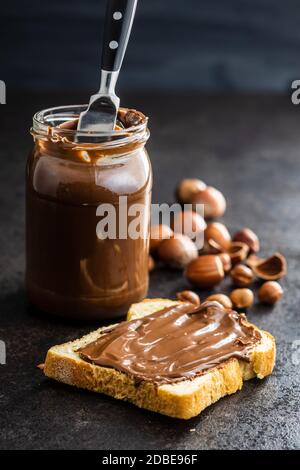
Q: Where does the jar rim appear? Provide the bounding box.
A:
[32,104,149,148]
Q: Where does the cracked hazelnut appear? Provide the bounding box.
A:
[148,255,155,272]
[176,290,201,306]
[258,281,283,305]
[157,234,198,269]
[204,222,231,252]
[247,252,287,281]
[218,252,232,273]
[173,210,206,240]
[176,178,207,204]
[150,224,174,253]
[227,241,249,265]
[230,264,254,287]
[206,293,232,309]
[185,255,224,288]
[230,288,254,309]
[191,186,226,219]
[233,228,260,253]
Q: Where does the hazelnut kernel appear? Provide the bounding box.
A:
[206,293,232,309]
[185,255,224,288]
[176,290,201,306]
[258,281,283,305]
[191,186,226,219]
[150,224,173,253]
[176,178,207,204]
[230,264,254,287]
[230,288,254,309]
[157,234,198,269]
[233,228,260,253]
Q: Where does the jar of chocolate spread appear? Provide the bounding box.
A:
[26,105,152,320]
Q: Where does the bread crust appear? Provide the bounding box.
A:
[44,299,276,419]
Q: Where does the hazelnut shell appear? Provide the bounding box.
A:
[230,264,254,287]
[191,186,226,219]
[204,222,231,252]
[150,224,174,253]
[157,234,198,269]
[247,252,287,281]
[233,228,260,253]
[227,241,249,265]
[148,255,155,272]
[206,293,232,309]
[218,252,232,273]
[258,281,283,305]
[230,288,254,309]
[185,255,224,288]
[176,178,207,204]
[176,290,201,306]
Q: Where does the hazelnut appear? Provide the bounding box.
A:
[233,228,260,253]
[176,290,201,306]
[204,222,231,252]
[230,264,254,287]
[148,255,155,272]
[176,178,207,204]
[218,252,232,273]
[191,186,226,219]
[206,293,232,309]
[58,119,78,130]
[227,241,249,265]
[150,224,174,253]
[258,281,283,305]
[230,288,254,309]
[173,210,206,240]
[157,234,198,269]
[122,109,145,127]
[185,255,224,288]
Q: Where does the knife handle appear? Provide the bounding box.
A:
[101,0,138,72]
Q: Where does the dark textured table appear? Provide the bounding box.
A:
[0,92,299,450]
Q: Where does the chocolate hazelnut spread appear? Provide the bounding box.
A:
[78,301,262,384]
[26,106,151,320]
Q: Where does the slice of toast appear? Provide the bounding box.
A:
[43,299,276,420]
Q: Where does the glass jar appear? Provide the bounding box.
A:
[26,105,152,320]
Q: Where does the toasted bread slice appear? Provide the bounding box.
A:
[43,299,276,419]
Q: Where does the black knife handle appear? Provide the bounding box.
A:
[101,0,138,72]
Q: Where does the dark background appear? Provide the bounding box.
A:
[1,0,300,451]
[2,0,300,93]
